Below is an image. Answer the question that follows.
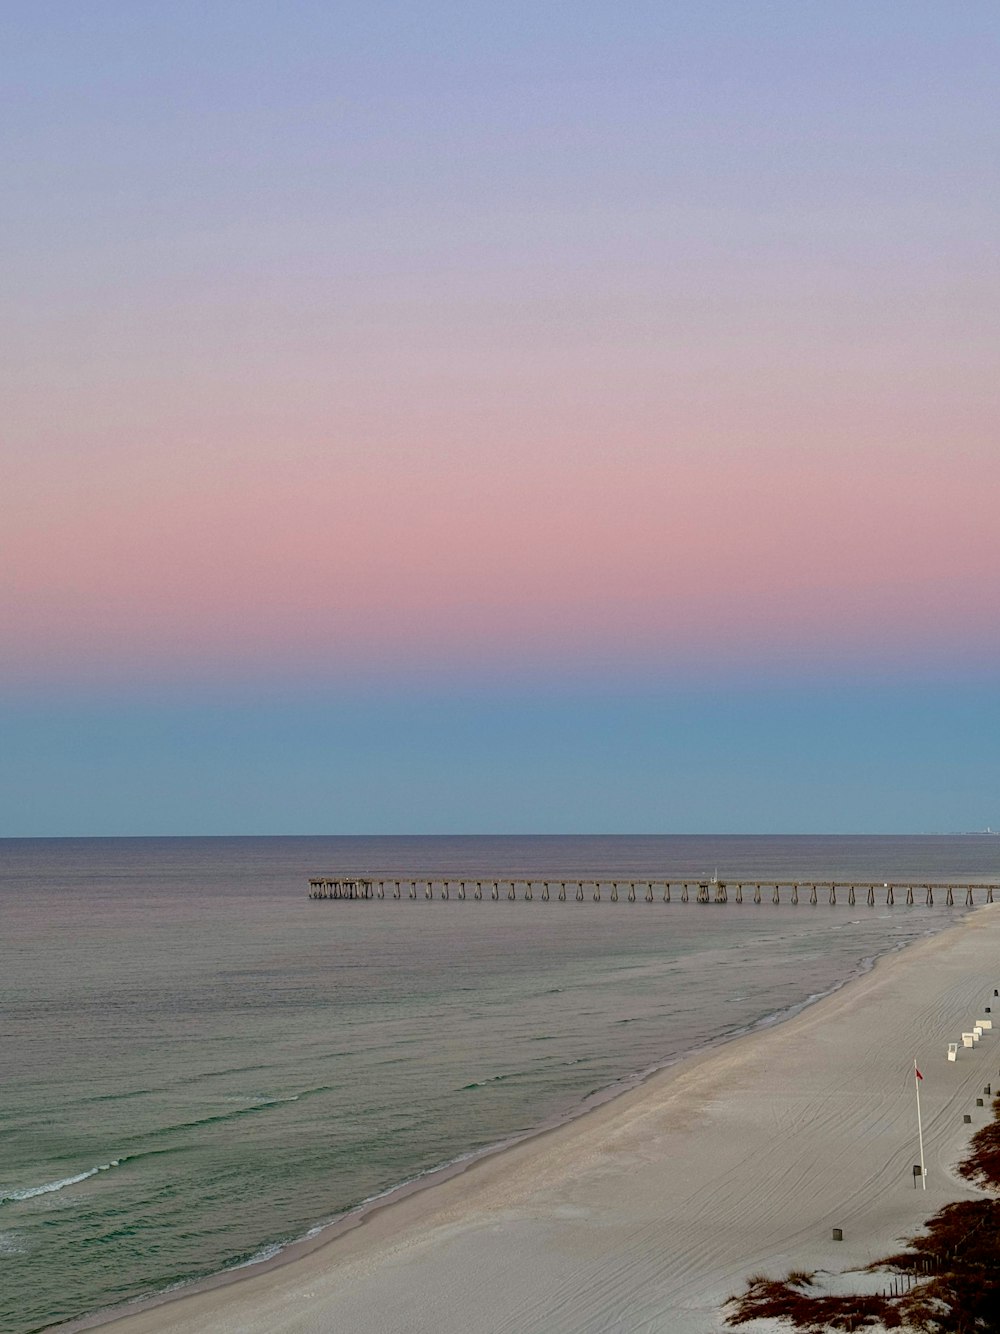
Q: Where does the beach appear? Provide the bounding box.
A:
[79,904,999,1334]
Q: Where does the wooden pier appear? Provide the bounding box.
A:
[308,876,999,906]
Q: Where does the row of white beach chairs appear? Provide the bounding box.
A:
[948,1011,992,1060]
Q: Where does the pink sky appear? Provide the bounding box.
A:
[3,1,998,694]
[3,4,1000,836]
[5,433,998,688]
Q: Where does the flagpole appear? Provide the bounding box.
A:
[915,1059,926,1189]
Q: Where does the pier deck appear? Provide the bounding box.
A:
[308,876,999,906]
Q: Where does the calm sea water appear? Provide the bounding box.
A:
[2,835,998,1333]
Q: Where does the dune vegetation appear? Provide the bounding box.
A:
[726,1095,1000,1333]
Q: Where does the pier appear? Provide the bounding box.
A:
[308,877,999,906]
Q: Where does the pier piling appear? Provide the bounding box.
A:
[309,875,999,909]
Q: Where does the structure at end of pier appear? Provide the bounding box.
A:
[308,878,373,899]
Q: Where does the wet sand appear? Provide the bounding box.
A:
[79,906,998,1334]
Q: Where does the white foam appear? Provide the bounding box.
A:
[228,1242,284,1270]
[1,1159,124,1203]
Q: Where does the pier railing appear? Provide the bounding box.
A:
[308,877,999,906]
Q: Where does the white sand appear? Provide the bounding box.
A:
[84,907,999,1334]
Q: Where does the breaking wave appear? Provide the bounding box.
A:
[1,1159,128,1204]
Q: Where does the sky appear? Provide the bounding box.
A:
[2,1,998,835]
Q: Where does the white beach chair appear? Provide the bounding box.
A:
[948,1042,959,1061]
[962,1033,975,1047]
[977,1018,993,1030]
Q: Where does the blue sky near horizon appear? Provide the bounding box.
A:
[2,2,998,835]
[2,679,997,836]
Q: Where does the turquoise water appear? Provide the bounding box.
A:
[2,835,997,1333]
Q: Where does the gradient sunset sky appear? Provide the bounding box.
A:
[3,2,998,835]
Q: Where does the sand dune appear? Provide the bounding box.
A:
[82,907,998,1334]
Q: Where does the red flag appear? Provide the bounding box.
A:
[915,1066,923,1080]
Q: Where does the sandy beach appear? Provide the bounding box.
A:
[82,906,998,1334]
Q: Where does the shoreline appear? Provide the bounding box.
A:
[55,908,995,1334]
[55,927,931,1331]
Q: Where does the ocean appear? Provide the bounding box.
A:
[2,834,998,1333]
